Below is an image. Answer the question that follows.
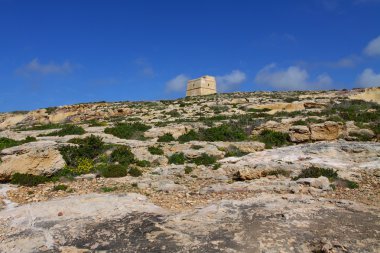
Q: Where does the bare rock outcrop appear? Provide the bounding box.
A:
[0,193,379,252]
[310,121,343,141]
[0,141,65,181]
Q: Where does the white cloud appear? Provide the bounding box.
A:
[364,35,380,56]
[254,63,333,90]
[17,58,74,75]
[165,74,189,92]
[135,58,154,77]
[357,68,380,87]
[216,70,246,92]
[331,55,361,68]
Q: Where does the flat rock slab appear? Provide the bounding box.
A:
[0,193,379,252]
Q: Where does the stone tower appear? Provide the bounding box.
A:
[186,75,217,97]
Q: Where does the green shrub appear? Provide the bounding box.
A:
[192,153,217,166]
[71,157,94,174]
[184,166,193,174]
[45,107,58,114]
[292,120,308,126]
[224,145,248,157]
[213,163,221,170]
[10,173,49,186]
[43,125,85,136]
[128,167,143,177]
[97,164,128,178]
[0,136,37,151]
[157,133,175,142]
[59,135,104,167]
[101,186,118,192]
[52,184,68,191]
[191,145,203,150]
[148,146,164,155]
[346,180,359,189]
[200,124,247,142]
[168,152,185,164]
[110,146,135,165]
[136,160,151,167]
[104,122,151,140]
[265,169,291,177]
[18,123,63,131]
[349,131,373,141]
[167,109,181,117]
[87,120,108,127]
[255,130,290,149]
[246,108,271,113]
[294,166,338,180]
[178,130,200,143]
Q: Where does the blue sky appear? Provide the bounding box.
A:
[0,0,380,112]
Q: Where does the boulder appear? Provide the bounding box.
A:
[289,125,311,143]
[0,141,65,180]
[144,125,192,139]
[233,168,264,181]
[296,176,331,190]
[310,121,343,141]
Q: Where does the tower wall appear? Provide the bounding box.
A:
[186,76,217,97]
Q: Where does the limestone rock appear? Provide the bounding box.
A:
[0,141,65,180]
[289,125,311,143]
[296,176,331,190]
[233,168,264,180]
[310,121,343,141]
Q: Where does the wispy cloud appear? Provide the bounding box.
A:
[165,74,189,93]
[364,35,380,57]
[254,63,332,90]
[135,58,154,77]
[216,70,246,92]
[357,68,380,87]
[16,58,74,75]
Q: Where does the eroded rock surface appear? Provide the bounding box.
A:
[0,193,379,253]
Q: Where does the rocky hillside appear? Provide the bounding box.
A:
[0,87,379,252]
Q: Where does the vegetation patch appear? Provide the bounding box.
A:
[148,146,164,155]
[110,146,135,165]
[168,152,185,165]
[104,122,151,140]
[254,130,290,149]
[184,166,193,174]
[294,166,338,180]
[18,123,63,131]
[42,125,85,137]
[135,160,150,167]
[128,167,143,177]
[157,133,175,142]
[97,164,128,178]
[223,145,248,157]
[265,169,291,177]
[0,136,37,151]
[59,135,104,168]
[10,173,49,186]
[191,153,217,165]
[178,130,199,143]
[52,184,68,191]
[200,124,247,142]
[101,186,118,192]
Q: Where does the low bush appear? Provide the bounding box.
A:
[43,125,85,136]
[101,186,118,192]
[168,152,185,164]
[110,146,135,165]
[128,167,143,177]
[72,157,94,174]
[10,173,49,186]
[292,120,308,126]
[97,164,128,178]
[135,160,151,167]
[192,153,217,166]
[18,123,62,131]
[105,122,151,140]
[178,130,200,143]
[52,184,68,191]
[148,146,164,155]
[224,145,248,157]
[212,163,221,170]
[184,166,193,174]
[200,124,247,142]
[167,109,181,117]
[59,135,104,167]
[350,131,373,141]
[157,133,175,142]
[255,130,290,149]
[0,136,37,151]
[265,169,291,177]
[294,166,338,180]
